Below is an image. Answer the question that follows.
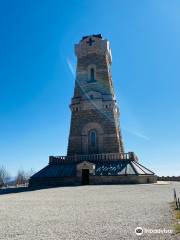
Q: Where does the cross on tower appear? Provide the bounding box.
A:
[86,37,95,46]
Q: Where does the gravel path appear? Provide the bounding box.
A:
[0,182,180,240]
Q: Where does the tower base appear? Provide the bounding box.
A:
[29,153,157,187]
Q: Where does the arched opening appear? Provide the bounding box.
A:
[90,130,96,147]
[81,122,104,154]
[90,68,95,82]
[88,130,98,154]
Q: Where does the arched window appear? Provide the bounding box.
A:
[89,130,96,147]
[90,68,95,81]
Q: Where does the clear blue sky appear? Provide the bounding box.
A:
[0,0,179,176]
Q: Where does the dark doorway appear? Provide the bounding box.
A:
[82,169,89,185]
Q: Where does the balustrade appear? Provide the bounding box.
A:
[49,152,138,164]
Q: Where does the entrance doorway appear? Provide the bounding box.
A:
[81,169,89,185]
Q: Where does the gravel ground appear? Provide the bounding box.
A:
[0,182,180,240]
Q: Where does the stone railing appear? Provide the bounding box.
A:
[49,152,138,165]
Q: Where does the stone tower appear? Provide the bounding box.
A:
[29,34,157,187]
[67,34,124,155]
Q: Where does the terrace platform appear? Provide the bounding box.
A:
[29,152,157,187]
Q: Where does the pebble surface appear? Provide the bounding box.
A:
[0,182,180,240]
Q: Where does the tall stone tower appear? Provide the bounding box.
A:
[29,34,157,187]
[67,34,124,155]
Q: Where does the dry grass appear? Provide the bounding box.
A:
[175,224,180,234]
[175,211,180,233]
[175,211,180,220]
[171,201,180,234]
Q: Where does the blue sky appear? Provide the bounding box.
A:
[0,0,180,176]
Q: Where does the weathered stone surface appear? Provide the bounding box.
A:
[67,35,124,155]
[29,175,157,187]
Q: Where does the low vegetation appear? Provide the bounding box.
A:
[174,210,180,233]
[171,189,180,234]
[0,165,34,188]
[0,165,10,188]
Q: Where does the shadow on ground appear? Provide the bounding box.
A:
[0,186,61,195]
[0,182,155,195]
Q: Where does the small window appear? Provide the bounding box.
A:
[90,68,95,81]
[89,130,97,147]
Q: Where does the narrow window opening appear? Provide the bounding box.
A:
[90,131,96,147]
[90,68,95,81]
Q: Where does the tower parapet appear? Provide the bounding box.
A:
[75,34,112,64]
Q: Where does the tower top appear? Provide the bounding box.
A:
[75,34,112,63]
[81,34,102,41]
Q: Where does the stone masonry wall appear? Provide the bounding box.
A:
[67,35,124,156]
